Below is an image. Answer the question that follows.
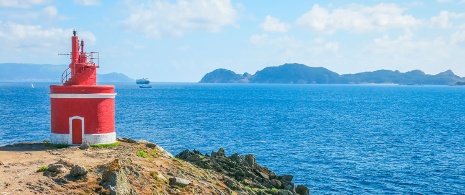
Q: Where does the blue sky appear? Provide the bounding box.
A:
[1,0,465,82]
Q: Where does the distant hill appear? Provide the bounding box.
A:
[0,63,133,83]
[250,64,345,84]
[97,72,134,83]
[199,68,247,83]
[200,63,465,85]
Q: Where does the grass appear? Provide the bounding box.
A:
[136,150,149,158]
[91,141,120,148]
[151,150,159,157]
[36,166,48,172]
[199,155,205,159]
[44,143,69,149]
[150,172,167,183]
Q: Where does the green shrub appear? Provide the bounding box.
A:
[136,150,149,158]
[151,150,159,157]
[36,166,48,172]
[91,142,120,148]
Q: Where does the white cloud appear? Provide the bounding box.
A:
[0,22,95,61]
[260,15,289,33]
[296,3,420,34]
[122,0,237,38]
[0,0,49,8]
[249,34,338,53]
[451,30,465,45]
[74,0,100,6]
[42,6,57,18]
[430,11,465,28]
[436,0,451,3]
[371,30,448,55]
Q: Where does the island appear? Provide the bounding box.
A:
[200,63,465,85]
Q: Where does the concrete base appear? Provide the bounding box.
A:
[51,132,116,145]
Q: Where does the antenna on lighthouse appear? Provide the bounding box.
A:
[73,27,76,36]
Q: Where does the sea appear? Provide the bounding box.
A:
[1,82,465,194]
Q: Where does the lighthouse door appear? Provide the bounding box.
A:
[69,116,84,144]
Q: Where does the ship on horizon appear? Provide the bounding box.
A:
[136,78,152,88]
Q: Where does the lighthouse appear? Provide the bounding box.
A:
[49,29,116,145]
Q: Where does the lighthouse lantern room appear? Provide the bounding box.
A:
[49,29,116,145]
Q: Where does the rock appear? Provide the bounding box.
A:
[117,138,137,143]
[223,176,236,189]
[245,154,255,167]
[57,159,73,167]
[277,190,294,195]
[280,174,294,182]
[270,179,282,188]
[48,164,68,173]
[175,148,309,193]
[296,185,310,195]
[70,165,87,177]
[0,161,3,165]
[79,142,90,150]
[211,151,218,158]
[217,148,225,157]
[169,177,191,188]
[257,171,270,180]
[145,142,156,149]
[100,159,137,195]
[176,149,191,159]
[283,182,295,192]
[156,172,167,182]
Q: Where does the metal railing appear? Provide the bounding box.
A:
[61,67,71,84]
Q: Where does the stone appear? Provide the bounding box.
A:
[245,154,255,167]
[145,143,156,149]
[176,149,191,159]
[156,172,167,181]
[223,176,236,189]
[48,164,68,173]
[280,174,293,182]
[169,177,191,188]
[217,148,225,157]
[270,179,282,188]
[296,185,310,195]
[57,159,73,167]
[211,151,218,158]
[79,142,90,150]
[283,182,295,192]
[257,171,270,180]
[70,165,87,177]
[0,161,3,165]
[100,159,137,195]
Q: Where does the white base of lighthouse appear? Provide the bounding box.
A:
[51,132,116,145]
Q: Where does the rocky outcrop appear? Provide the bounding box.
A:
[176,148,310,195]
[168,177,191,187]
[70,165,87,177]
[0,139,311,194]
[99,159,138,195]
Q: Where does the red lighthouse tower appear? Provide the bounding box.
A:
[49,29,116,145]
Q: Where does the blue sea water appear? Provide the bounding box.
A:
[1,82,465,194]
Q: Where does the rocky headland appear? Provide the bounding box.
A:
[0,138,309,195]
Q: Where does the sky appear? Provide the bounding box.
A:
[1,0,465,82]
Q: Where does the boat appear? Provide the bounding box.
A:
[136,78,150,85]
[31,83,34,88]
[139,84,152,88]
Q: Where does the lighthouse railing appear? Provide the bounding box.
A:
[61,67,71,84]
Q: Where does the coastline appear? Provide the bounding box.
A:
[0,138,309,195]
